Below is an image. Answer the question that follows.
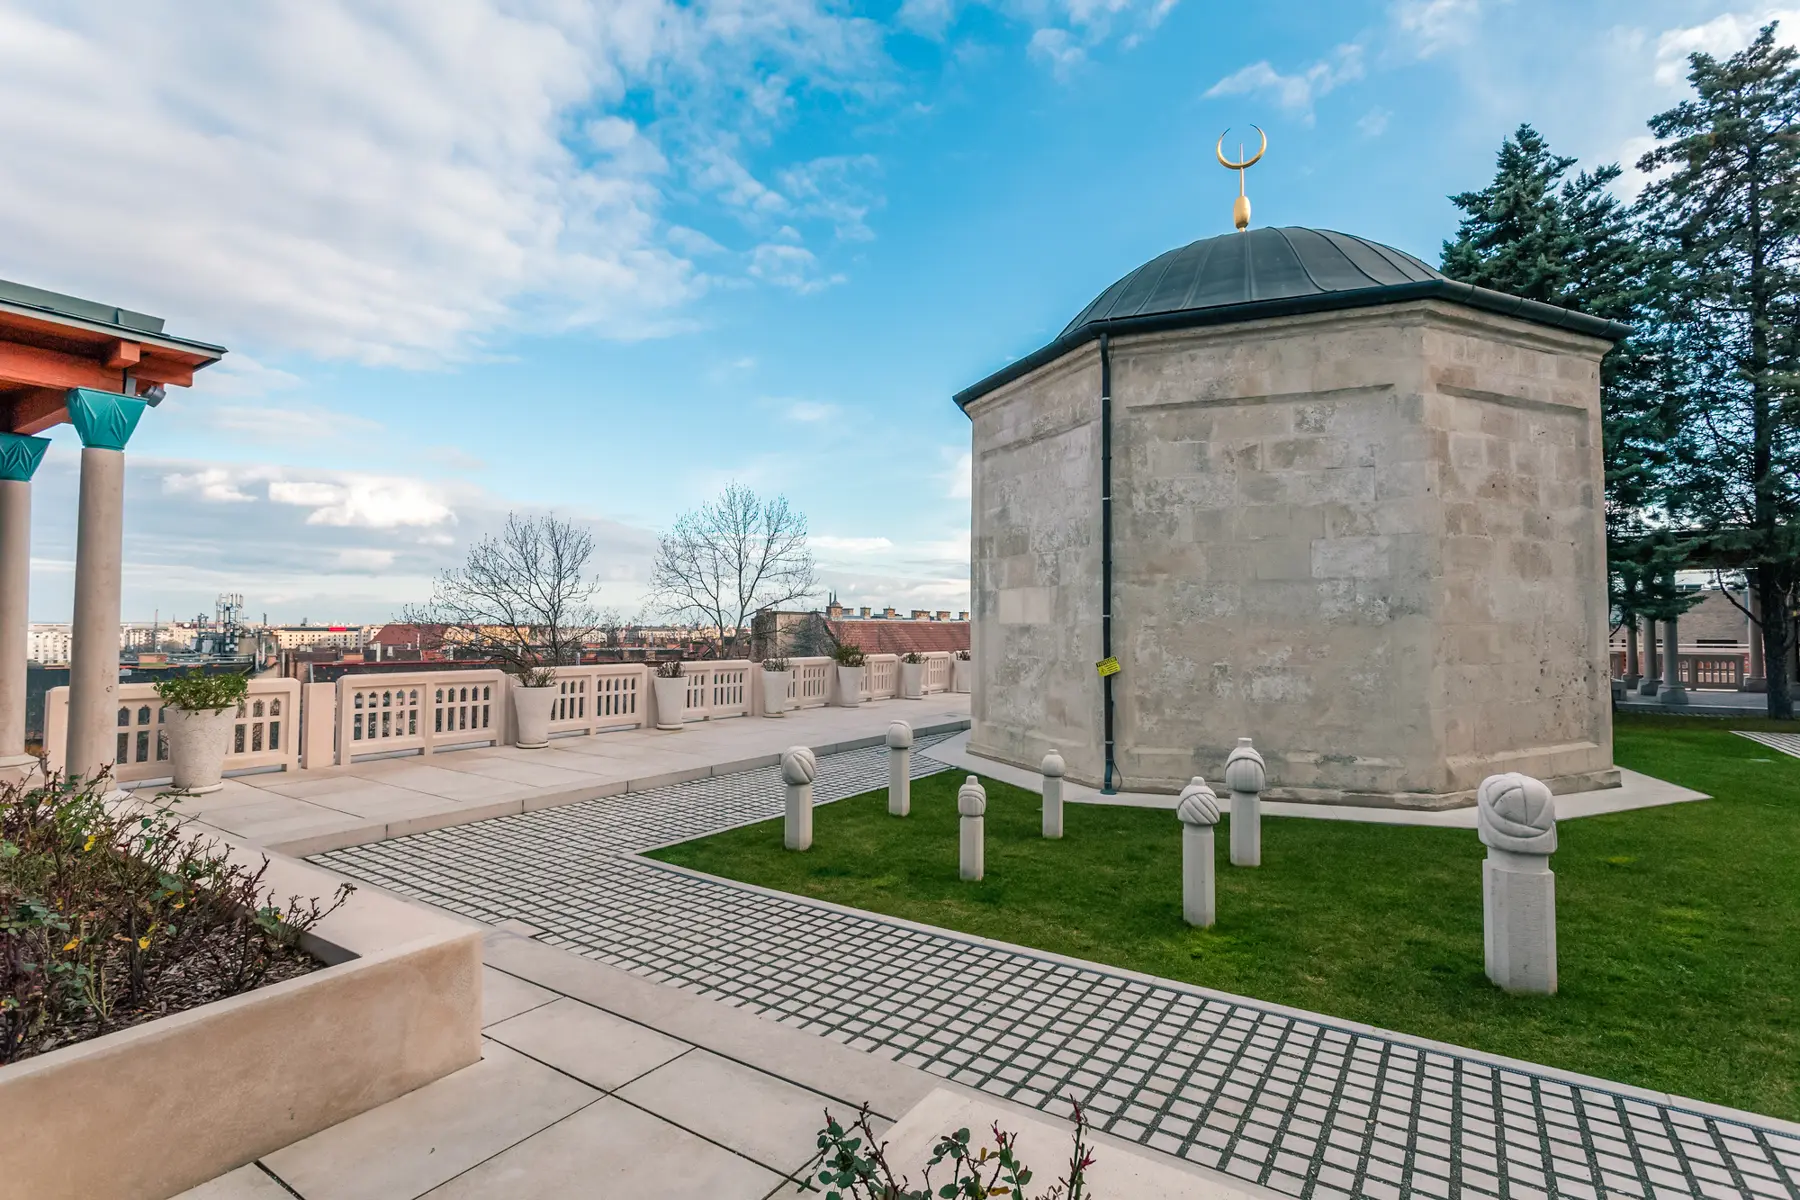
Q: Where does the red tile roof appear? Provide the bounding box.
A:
[826,620,968,656]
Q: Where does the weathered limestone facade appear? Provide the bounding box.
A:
[966,300,1618,807]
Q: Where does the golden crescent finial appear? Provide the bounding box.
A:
[1215,126,1267,170]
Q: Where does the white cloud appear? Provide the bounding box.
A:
[813,535,897,554]
[1654,9,1800,85]
[0,1,890,366]
[783,401,840,422]
[162,469,254,504]
[268,476,456,529]
[1358,107,1393,137]
[206,405,384,443]
[943,449,972,500]
[1391,0,1486,57]
[1205,44,1364,120]
[1030,28,1089,75]
[335,548,397,572]
[749,243,845,294]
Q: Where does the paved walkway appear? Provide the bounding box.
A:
[1617,691,1774,718]
[1734,731,1800,760]
[314,740,1800,1200]
[141,695,969,856]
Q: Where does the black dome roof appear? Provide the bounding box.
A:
[954,226,1630,409]
[1059,227,1441,338]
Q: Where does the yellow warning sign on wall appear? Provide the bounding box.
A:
[1096,656,1120,678]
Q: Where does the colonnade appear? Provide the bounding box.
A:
[0,387,145,782]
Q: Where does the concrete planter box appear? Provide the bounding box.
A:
[899,661,926,699]
[0,840,481,1200]
[835,664,865,706]
[952,656,972,694]
[651,675,686,730]
[760,669,792,717]
[511,682,557,749]
[164,706,236,794]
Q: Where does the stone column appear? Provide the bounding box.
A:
[1177,777,1220,928]
[957,775,986,881]
[1224,737,1265,868]
[886,721,912,817]
[0,433,50,772]
[1477,772,1557,994]
[1746,589,1766,691]
[1661,614,1686,705]
[782,745,817,851]
[1623,615,1640,690]
[1041,751,1065,839]
[1638,620,1660,696]
[65,389,146,783]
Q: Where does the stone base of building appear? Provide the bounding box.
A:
[966,738,1621,810]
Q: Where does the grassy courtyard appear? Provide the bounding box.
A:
[649,713,1800,1121]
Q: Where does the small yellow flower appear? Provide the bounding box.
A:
[82,834,96,852]
[62,938,79,952]
[137,935,151,950]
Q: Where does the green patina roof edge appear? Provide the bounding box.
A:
[0,278,227,357]
[952,278,1633,411]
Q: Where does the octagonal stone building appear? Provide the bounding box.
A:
[956,226,1624,808]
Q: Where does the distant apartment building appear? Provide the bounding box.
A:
[272,624,366,651]
[752,597,970,660]
[27,624,71,664]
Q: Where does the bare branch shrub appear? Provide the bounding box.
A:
[650,484,819,658]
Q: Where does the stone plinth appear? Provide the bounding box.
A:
[964,302,1619,807]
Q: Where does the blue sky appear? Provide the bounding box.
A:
[0,0,1785,623]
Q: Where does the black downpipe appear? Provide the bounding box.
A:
[1100,333,1118,794]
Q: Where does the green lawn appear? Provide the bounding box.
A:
[648,714,1800,1121]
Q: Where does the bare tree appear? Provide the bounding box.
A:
[404,513,615,684]
[650,483,819,658]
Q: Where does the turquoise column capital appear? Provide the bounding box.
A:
[0,432,50,482]
[65,388,146,451]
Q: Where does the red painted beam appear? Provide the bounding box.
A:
[8,387,70,435]
[104,340,141,369]
[0,341,119,392]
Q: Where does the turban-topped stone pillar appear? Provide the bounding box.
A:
[65,389,146,784]
[1040,750,1065,839]
[1223,738,1265,868]
[1177,777,1221,928]
[1477,772,1558,995]
[957,776,986,881]
[886,721,912,816]
[0,433,50,773]
[782,745,817,851]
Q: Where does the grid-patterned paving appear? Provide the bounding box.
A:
[1734,731,1800,761]
[317,739,1800,1200]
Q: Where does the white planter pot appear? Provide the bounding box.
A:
[836,664,865,706]
[952,656,972,694]
[652,675,687,730]
[761,669,792,717]
[899,661,925,699]
[511,683,557,749]
[163,706,236,793]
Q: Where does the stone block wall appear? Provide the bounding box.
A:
[964,301,1616,806]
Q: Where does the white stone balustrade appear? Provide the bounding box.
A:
[958,775,986,881]
[1224,737,1266,868]
[45,677,302,785]
[1041,750,1065,839]
[1477,772,1558,995]
[783,745,818,851]
[887,720,913,816]
[1177,777,1221,928]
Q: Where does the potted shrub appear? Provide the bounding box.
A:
[952,648,972,693]
[761,657,793,717]
[510,664,559,749]
[653,659,687,730]
[153,671,250,793]
[899,651,926,699]
[833,644,866,707]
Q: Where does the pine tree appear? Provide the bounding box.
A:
[1638,23,1800,719]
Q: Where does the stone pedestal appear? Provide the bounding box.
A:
[1223,738,1264,867]
[1660,615,1686,706]
[1177,777,1220,928]
[1477,773,1557,995]
[886,721,912,817]
[958,776,986,881]
[1041,751,1064,838]
[0,434,48,773]
[782,746,816,851]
